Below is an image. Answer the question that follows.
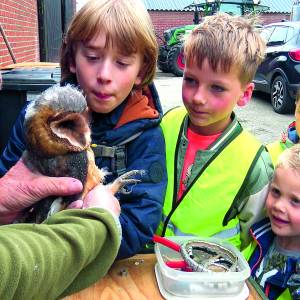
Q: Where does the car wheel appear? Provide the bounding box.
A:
[271,76,294,114]
[158,46,170,73]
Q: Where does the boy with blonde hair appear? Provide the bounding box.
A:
[0,0,167,259]
[157,13,273,254]
[249,144,300,299]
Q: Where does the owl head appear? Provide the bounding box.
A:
[24,84,91,157]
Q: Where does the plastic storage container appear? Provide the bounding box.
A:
[154,236,250,299]
[0,63,60,154]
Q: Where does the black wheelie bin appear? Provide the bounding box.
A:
[0,63,61,154]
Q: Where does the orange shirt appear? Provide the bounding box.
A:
[178,128,221,199]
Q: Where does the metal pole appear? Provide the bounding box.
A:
[0,22,17,64]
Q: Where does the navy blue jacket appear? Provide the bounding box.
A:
[0,82,167,259]
[249,218,298,299]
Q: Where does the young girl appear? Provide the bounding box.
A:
[0,0,167,259]
[249,145,300,300]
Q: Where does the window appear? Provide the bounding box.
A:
[286,26,295,43]
[268,26,289,44]
[261,26,275,42]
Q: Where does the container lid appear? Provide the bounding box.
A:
[0,62,59,70]
[0,64,61,91]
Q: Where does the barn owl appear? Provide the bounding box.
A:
[21,84,142,223]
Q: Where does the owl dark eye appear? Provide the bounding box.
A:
[59,120,76,131]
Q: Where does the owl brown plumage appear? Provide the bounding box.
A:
[22,85,141,223]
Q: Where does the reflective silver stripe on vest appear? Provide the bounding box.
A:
[211,224,240,239]
[162,216,240,239]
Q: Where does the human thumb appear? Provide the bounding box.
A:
[67,200,84,209]
[35,177,83,199]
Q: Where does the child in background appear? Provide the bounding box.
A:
[0,0,167,259]
[267,88,300,166]
[156,13,274,255]
[249,144,300,300]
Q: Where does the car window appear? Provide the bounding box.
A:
[295,27,300,46]
[286,26,295,43]
[268,26,288,44]
[219,4,243,15]
[261,26,275,42]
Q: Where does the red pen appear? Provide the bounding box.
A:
[152,234,181,252]
[153,235,192,271]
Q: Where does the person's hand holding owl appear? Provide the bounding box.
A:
[68,184,121,217]
[0,158,83,224]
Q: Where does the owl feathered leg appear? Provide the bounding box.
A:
[84,149,145,196]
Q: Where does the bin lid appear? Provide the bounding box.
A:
[0,63,61,91]
[0,62,60,70]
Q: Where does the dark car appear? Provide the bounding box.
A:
[253,21,300,114]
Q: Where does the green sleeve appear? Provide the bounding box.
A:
[238,149,274,249]
[0,208,121,300]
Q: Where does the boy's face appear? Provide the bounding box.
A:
[182,58,253,135]
[70,32,143,114]
[266,166,300,249]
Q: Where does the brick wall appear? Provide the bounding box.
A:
[149,11,291,44]
[261,13,291,23]
[0,0,39,68]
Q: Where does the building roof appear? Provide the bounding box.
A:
[142,0,293,14]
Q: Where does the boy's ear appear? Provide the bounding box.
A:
[134,74,142,86]
[135,69,144,86]
[69,63,76,74]
[237,82,254,107]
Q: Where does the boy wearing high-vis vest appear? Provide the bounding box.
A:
[248,145,300,300]
[156,13,274,257]
[267,89,300,166]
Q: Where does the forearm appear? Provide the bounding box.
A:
[116,127,167,259]
[0,208,121,300]
[239,184,269,249]
[117,182,166,259]
[238,151,273,249]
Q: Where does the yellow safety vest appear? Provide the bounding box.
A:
[157,107,263,250]
[278,288,292,300]
[266,140,290,167]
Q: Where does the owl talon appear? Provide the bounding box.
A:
[109,170,145,194]
[47,197,64,218]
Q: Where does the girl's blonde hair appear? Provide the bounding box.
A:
[184,13,266,86]
[60,0,158,87]
[276,144,300,175]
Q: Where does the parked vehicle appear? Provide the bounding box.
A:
[157,25,194,76]
[157,0,269,77]
[253,21,300,114]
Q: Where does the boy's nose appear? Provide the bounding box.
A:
[193,87,206,104]
[273,198,286,213]
[96,60,112,83]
